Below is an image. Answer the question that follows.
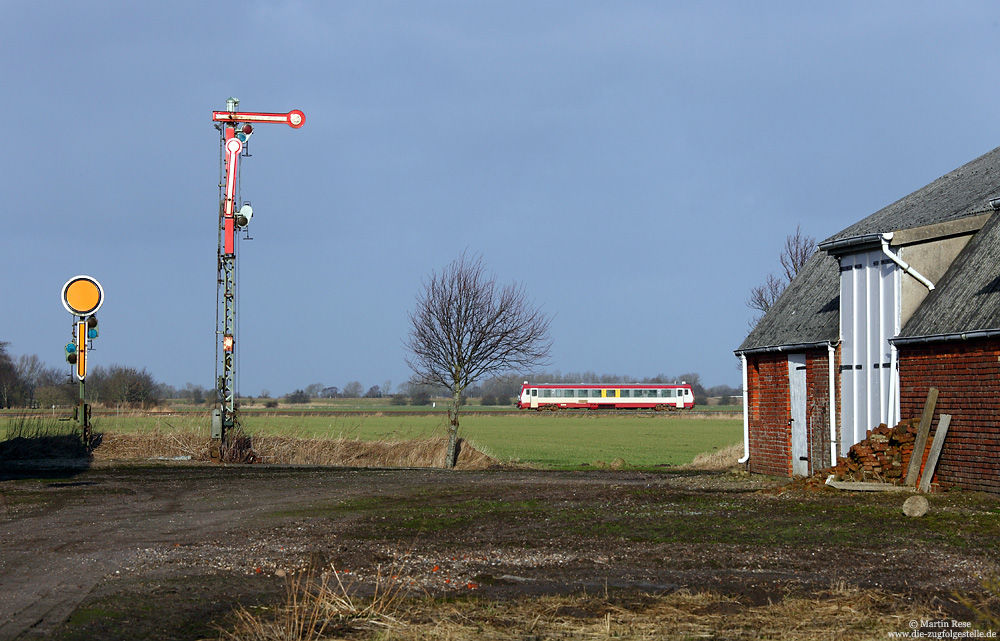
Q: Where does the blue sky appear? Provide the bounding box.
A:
[5,1,1000,396]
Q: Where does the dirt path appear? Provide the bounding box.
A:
[1,463,997,640]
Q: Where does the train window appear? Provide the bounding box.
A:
[620,390,630,398]
[542,389,551,398]
[606,390,617,398]
[665,389,675,397]
[531,389,537,397]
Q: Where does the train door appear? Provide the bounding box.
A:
[530,388,538,408]
[788,353,808,476]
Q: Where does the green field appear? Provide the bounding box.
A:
[2,410,742,469]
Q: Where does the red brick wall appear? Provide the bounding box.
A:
[898,339,1000,493]
[746,353,791,476]
[746,349,840,478]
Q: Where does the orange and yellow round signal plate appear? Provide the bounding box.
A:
[62,275,104,316]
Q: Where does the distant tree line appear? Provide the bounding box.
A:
[1,342,740,411]
[0,342,164,409]
[273,372,742,407]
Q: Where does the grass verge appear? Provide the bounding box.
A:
[91,430,500,469]
[218,582,953,641]
[0,415,88,460]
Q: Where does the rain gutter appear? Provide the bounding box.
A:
[891,328,1000,346]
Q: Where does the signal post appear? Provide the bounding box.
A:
[211,98,304,452]
[61,276,103,447]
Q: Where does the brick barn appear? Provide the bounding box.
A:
[736,146,1000,492]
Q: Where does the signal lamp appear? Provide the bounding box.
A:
[87,315,99,339]
[65,342,78,364]
[236,123,253,144]
[236,204,253,227]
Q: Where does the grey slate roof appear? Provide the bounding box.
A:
[739,145,1000,355]
[821,145,1000,246]
[737,249,840,353]
[896,211,1000,341]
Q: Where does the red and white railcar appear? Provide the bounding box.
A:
[517,382,695,410]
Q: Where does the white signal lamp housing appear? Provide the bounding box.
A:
[236,204,253,227]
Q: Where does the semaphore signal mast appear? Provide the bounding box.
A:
[211,97,304,453]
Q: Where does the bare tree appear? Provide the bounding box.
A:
[746,272,785,316]
[15,354,45,407]
[406,253,551,468]
[96,365,161,408]
[341,381,364,398]
[0,342,16,409]
[780,225,815,282]
[747,225,816,322]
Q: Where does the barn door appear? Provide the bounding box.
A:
[839,249,899,455]
[788,353,808,477]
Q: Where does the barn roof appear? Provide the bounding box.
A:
[895,211,1000,343]
[736,249,840,354]
[739,145,1000,355]
[820,145,1000,250]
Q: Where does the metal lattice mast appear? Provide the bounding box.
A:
[211,98,305,449]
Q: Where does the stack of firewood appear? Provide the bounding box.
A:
[830,418,919,483]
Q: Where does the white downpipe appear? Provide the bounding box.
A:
[828,342,838,467]
[887,344,898,428]
[739,353,750,464]
[880,233,908,432]
[880,233,934,291]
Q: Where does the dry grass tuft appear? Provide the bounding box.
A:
[91,430,500,469]
[955,570,1000,630]
[590,457,629,470]
[219,566,404,641]
[94,429,211,460]
[220,583,947,640]
[681,442,743,471]
[385,585,943,640]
